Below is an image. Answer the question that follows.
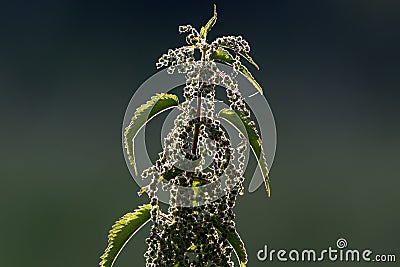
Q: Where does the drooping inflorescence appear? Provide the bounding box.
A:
[100,5,269,267]
[141,10,258,266]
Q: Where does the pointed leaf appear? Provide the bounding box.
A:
[124,93,179,175]
[200,4,217,40]
[100,204,152,267]
[227,229,248,267]
[210,48,263,94]
[218,108,270,197]
[217,41,259,69]
[239,51,259,70]
[213,219,248,266]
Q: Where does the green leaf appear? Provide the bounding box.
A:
[239,52,259,70]
[124,93,179,175]
[213,219,248,266]
[210,48,263,94]
[217,41,259,70]
[100,204,152,267]
[200,4,217,40]
[227,229,248,267]
[218,108,270,197]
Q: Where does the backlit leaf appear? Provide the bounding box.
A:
[213,218,248,266]
[217,40,259,69]
[218,108,270,197]
[124,93,179,175]
[200,4,217,40]
[210,48,263,94]
[100,204,152,267]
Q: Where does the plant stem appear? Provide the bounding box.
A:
[191,48,207,155]
[191,88,202,154]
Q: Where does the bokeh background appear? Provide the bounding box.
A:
[1,0,399,266]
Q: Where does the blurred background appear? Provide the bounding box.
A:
[0,0,399,266]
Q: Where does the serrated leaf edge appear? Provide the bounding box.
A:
[210,48,263,94]
[218,108,270,197]
[100,204,152,267]
[124,93,179,175]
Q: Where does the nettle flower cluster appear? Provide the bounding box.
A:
[100,5,270,267]
[142,62,247,266]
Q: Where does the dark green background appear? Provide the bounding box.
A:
[1,0,399,266]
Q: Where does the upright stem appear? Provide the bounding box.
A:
[191,48,207,155]
[191,88,202,154]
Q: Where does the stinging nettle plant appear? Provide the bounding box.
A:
[100,5,271,267]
